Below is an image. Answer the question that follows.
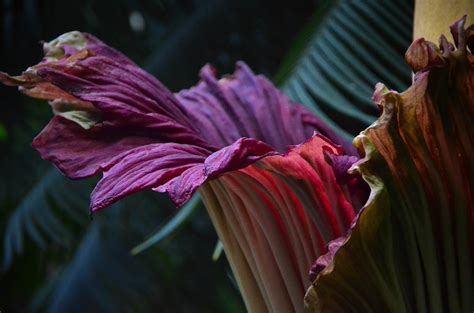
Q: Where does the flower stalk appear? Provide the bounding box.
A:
[200,135,361,312]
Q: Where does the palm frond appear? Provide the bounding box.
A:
[28,197,244,313]
[2,168,90,270]
[277,0,414,140]
[40,217,161,313]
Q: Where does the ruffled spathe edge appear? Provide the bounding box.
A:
[1,31,356,214]
[305,17,474,313]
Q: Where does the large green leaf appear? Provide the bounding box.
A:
[278,0,414,140]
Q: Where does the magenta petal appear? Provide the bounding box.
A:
[36,57,194,128]
[323,151,369,209]
[177,62,353,153]
[81,33,139,66]
[91,143,209,212]
[3,31,359,213]
[92,138,275,211]
[323,152,358,184]
[203,137,276,175]
[154,138,275,207]
[32,116,157,178]
[33,113,211,179]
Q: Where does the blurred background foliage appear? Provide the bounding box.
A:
[0,0,413,312]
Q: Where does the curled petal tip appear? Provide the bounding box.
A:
[42,31,87,61]
[199,63,217,78]
[449,15,467,48]
[0,72,21,86]
[407,16,473,74]
[372,83,389,110]
[405,38,444,73]
[438,34,455,54]
[323,152,358,184]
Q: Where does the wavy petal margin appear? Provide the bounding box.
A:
[0,31,353,213]
[200,135,360,313]
[305,17,474,313]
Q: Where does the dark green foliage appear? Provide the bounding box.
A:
[2,170,90,270]
[278,0,414,140]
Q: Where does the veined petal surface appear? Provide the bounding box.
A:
[200,135,360,313]
[0,31,352,212]
[305,17,474,313]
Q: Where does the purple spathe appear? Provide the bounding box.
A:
[1,32,354,212]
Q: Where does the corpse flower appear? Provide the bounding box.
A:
[0,32,367,312]
[305,17,474,313]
